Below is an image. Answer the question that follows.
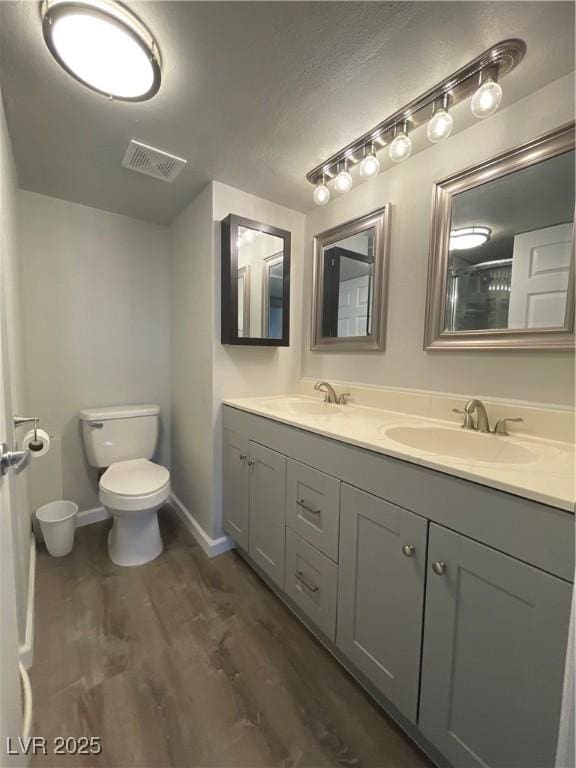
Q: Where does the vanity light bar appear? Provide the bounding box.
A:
[306,39,526,198]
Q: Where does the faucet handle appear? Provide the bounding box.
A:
[337,393,350,405]
[493,417,524,436]
[452,408,475,430]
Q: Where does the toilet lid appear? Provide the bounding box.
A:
[100,459,169,496]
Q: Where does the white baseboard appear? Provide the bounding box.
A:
[169,494,235,558]
[76,506,110,528]
[19,534,36,669]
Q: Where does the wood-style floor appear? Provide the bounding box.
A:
[30,510,432,768]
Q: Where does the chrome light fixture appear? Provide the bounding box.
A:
[359,143,381,179]
[41,0,162,101]
[427,94,453,143]
[308,39,525,205]
[449,226,491,250]
[389,121,412,163]
[312,176,331,206]
[471,70,503,118]
[334,161,353,194]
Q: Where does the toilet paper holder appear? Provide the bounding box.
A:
[14,415,41,447]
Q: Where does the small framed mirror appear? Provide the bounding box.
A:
[425,123,575,350]
[311,205,391,351]
[221,214,291,346]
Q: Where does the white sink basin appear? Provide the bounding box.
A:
[384,425,537,465]
[259,397,344,418]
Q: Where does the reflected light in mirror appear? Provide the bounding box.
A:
[449,226,491,251]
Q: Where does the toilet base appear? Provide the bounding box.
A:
[107,508,163,567]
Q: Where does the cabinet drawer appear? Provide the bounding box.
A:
[285,528,338,641]
[286,459,340,561]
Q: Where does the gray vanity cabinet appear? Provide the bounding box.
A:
[336,484,428,723]
[419,523,572,768]
[223,428,250,549]
[248,442,287,589]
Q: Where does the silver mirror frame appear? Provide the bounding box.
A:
[311,205,392,351]
[424,122,575,351]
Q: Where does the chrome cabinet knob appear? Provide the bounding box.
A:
[432,561,447,575]
[248,460,255,467]
[239,453,247,461]
[402,544,415,557]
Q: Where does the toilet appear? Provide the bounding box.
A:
[80,404,170,566]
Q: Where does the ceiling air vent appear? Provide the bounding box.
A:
[122,140,187,182]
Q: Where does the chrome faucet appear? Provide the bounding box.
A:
[314,381,338,404]
[313,381,350,405]
[453,399,525,436]
[464,399,491,433]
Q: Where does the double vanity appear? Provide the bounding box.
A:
[222,392,574,768]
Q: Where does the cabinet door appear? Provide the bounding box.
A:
[222,428,250,549]
[420,523,572,768]
[337,484,428,722]
[249,441,287,589]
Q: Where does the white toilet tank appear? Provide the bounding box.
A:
[80,404,160,468]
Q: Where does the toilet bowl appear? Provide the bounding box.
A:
[99,458,170,566]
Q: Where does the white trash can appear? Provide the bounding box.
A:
[36,501,78,557]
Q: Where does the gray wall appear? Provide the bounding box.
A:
[169,181,305,540]
[18,191,171,512]
[302,74,576,406]
[170,184,215,537]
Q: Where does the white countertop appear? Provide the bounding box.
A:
[223,395,575,513]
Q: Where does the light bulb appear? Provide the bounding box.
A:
[389,132,412,163]
[471,79,502,118]
[427,108,453,143]
[313,181,330,206]
[359,151,380,179]
[334,168,353,194]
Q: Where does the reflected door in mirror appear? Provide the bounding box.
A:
[322,230,375,338]
[236,226,285,339]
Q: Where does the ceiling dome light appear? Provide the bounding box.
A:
[313,176,330,206]
[334,162,353,194]
[449,226,491,251]
[42,0,161,101]
[471,74,502,119]
[359,143,380,179]
[427,95,453,143]
[389,121,412,163]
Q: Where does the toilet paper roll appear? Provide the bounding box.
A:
[22,428,51,458]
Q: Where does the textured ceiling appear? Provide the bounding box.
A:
[0,1,574,224]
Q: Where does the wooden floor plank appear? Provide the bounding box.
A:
[30,510,432,768]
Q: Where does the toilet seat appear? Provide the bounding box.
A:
[99,459,170,512]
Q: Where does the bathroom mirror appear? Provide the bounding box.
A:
[425,123,575,350]
[221,214,291,346]
[311,206,391,350]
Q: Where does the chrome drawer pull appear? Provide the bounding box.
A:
[296,571,319,593]
[296,499,321,515]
